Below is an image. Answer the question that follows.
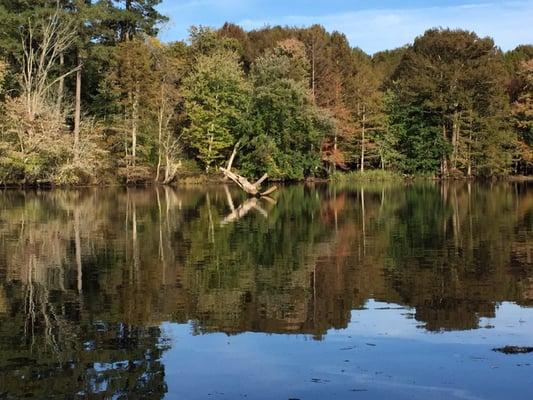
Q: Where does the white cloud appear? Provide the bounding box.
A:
[236,1,533,53]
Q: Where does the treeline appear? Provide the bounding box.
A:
[0,1,532,185]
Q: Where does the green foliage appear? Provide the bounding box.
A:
[385,93,449,174]
[389,28,512,176]
[331,169,401,182]
[188,26,242,57]
[182,49,250,172]
[0,3,530,184]
[240,40,334,180]
[511,60,533,174]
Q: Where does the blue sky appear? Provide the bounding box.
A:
[157,0,533,54]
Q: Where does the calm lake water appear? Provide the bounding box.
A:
[0,182,532,399]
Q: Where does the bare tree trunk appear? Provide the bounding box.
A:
[452,111,460,171]
[206,124,215,173]
[441,124,448,176]
[56,52,64,114]
[332,130,337,173]
[164,153,171,183]
[311,39,316,100]
[131,82,139,164]
[156,87,164,182]
[226,141,240,171]
[73,53,82,159]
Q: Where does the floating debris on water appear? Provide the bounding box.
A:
[493,346,533,354]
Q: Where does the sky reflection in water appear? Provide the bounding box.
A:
[0,182,532,399]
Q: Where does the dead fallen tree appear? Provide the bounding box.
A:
[220,141,278,197]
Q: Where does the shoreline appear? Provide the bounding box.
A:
[1,174,532,189]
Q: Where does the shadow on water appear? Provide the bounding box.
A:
[0,181,532,398]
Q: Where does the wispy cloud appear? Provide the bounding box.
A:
[161,0,251,12]
[158,1,533,53]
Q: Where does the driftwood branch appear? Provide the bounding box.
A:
[226,141,240,171]
[220,144,278,197]
[254,173,268,188]
[261,186,278,197]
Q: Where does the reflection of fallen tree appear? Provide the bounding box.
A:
[220,142,278,197]
[222,185,274,225]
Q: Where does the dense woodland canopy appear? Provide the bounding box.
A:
[0,0,532,185]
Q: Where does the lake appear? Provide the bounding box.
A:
[0,182,532,399]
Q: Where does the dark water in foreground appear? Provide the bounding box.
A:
[0,182,532,399]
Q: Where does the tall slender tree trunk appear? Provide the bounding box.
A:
[56,52,64,115]
[73,53,82,159]
[311,40,316,100]
[156,86,164,182]
[164,124,172,183]
[329,130,337,174]
[441,124,448,176]
[452,111,460,171]
[131,82,140,165]
[165,153,171,183]
[467,130,472,177]
[206,123,215,173]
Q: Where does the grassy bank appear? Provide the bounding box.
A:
[330,170,404,183]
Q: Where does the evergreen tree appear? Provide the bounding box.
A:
[511,59,533,174]
[242,39,333,180]
[390,29,512,176]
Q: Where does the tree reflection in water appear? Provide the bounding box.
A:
[0,182,532,397]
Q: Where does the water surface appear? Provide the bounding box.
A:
[0,182,532,399]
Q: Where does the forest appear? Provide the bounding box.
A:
[0,0,532,185]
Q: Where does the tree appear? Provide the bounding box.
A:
[182,49,250,172]
[242,39,333,180]
[117,0,168,40]
[149,39,186,183]
[389,29,512,176]
[0,57,6,93]
[111,38,156,169]
[349,53,384,171]
[0,7,109,185]
[511,59,533,174]
[189,26,242,57]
